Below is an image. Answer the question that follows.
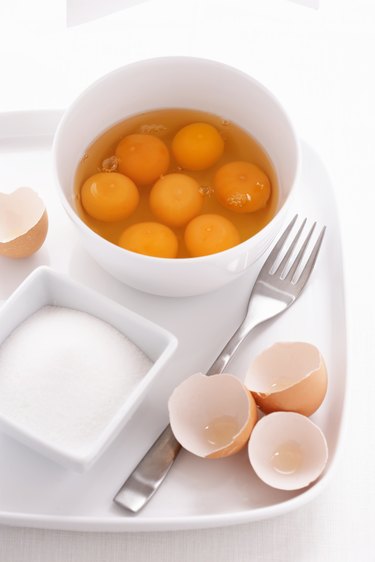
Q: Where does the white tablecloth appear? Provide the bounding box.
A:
[0,0,374,559]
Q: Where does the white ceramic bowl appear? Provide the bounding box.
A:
[0,267,177,471]
[53,57,300,297]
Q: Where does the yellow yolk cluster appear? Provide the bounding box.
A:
[80,120,272,259]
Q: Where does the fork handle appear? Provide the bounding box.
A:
[206,319,258,376]
[114,316,259,513]
[114,425,181,513]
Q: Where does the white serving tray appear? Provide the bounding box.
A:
[0,110,347,532]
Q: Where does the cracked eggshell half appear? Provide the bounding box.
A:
[244,342,327,416]
[168,373,258,459]
[248,411,328,490]
[0,187,48,258]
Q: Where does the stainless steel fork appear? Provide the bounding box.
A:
[114,215,326,513]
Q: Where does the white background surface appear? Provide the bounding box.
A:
[0,0,374,560]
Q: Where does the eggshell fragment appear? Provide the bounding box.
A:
[168,373,258,459]
[248,411,328,490]
[0,188,48,258]
[244,342,327,416]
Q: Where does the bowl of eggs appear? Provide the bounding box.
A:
[53,56,300,296]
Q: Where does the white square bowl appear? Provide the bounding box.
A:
[0,266,178,471]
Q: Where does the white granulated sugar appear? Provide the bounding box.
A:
[0,306,152,452]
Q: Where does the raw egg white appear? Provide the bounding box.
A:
[0,187,48,259]
[244,342,328,416]
[168,373,258,459]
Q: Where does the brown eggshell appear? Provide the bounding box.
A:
[0,188,48,259]
[168,372,258,459]
[244,342,327,416]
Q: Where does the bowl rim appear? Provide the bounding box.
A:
[52,55,301,265]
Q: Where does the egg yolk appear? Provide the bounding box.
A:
[184,214,241,257]
[214,161,271,213]
[115,134,170,186]
[119,222,178,258]
[80,172,139,222]
[149,173,203,227]
[172,122,224,171]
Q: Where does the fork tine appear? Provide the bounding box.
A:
[274,218,307,277]
[285,221,316,282]
[294,226,326,288]
[261,214,298,273]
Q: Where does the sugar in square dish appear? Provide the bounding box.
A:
[0,267,177,471]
